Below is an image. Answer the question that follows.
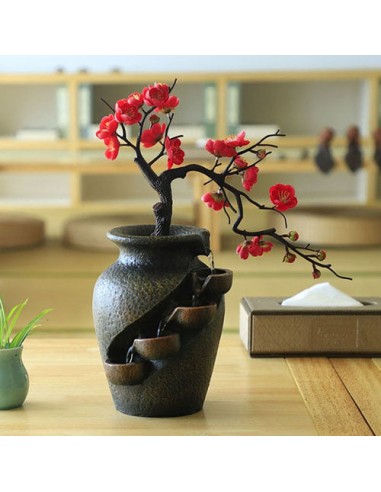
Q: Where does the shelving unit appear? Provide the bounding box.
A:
[0,69,380,250]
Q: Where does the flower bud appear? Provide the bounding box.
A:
[312,268,321,279]
[149,114,160,125]
[289,231,299,241]
[283,252,296,263]
[316,250,327,261]
[257,149,267,160]
[234,156,248,169]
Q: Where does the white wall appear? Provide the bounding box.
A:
[1,55,381,74]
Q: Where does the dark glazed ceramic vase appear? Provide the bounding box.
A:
[92,224,232,417]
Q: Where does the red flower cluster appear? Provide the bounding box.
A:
[96,115,121,160]
[165,137,185,169]
[201,191,229,211]
[205,131,250,158]
[236,236,274,259]
[96,83,183,168]
[205,139,236,158]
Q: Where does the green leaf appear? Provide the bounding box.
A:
[0,297,52,350]
[0,297,8,349]
[6,298,28,324]
[9,307,53,348]
[3,299,28,348]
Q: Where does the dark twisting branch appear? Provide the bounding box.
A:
[96,79,350,281]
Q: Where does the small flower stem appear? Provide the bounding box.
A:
[268,230,353,280]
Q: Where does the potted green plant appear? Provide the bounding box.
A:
[93,79,349,417]
[0,297,52,410]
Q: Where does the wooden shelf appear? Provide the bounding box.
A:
[0,69,380,250]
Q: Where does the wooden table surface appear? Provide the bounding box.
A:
[1,331,380,436]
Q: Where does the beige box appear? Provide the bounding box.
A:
[240,297,381,357]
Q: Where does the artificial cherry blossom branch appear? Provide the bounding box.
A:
[96,80,349,280]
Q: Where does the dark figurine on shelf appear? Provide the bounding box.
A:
[345,125,363,172]
[373,128,381,169]
[314,127,335,173]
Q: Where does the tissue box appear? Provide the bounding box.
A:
[240,297,381,357]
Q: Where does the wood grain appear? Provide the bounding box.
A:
[286,358,373,436]
[0,334,317,436]
[331,358,381,435]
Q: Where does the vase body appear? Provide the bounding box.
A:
[0,347,29,410]
[93,224,232,417]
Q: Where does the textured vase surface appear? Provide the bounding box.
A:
[93,224,232,417]
[0,347,29,410]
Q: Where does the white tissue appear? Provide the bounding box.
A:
[281,282,363,307]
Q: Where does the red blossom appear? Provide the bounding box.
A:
[96,114,118,140]
[114,99,142,125]
[103,136,120,160]
[157,95,179,114]
[165,137,184,169]
[251,236,274,256]
[236,241,251,260]
[140,123,166,148]
[143,83,169,106]
[201,191,229,211]
[225,131,250,148]
[242,166,259,191]
[269,184,298,212]
[205,138,237,158]
[126,92,144,108]
[142,83,179,113]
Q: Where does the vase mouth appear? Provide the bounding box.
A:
[107,224,210,253]
[0,346,23,357]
